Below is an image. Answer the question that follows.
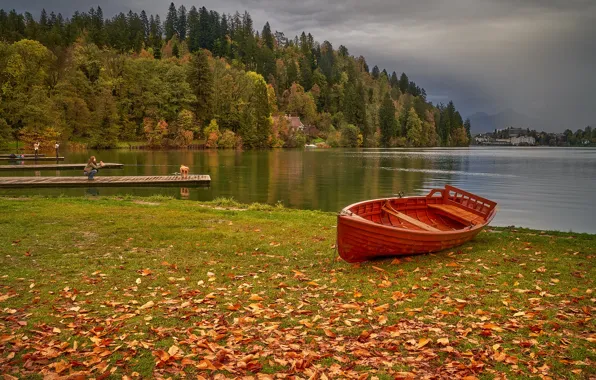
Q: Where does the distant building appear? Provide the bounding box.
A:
[474,135,491,145]
[273,114,306,132]
[508,127,524,138]
[510,136,535,145]
[287,115,304,131]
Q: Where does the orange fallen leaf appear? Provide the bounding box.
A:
[324,329,336,338]
[417,338,431,349]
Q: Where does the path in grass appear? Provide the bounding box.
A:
[0,197,594,379]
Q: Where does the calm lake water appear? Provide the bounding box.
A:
[1,147,595,233]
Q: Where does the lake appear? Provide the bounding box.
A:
[1,147,595,233]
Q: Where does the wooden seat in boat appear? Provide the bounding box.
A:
[427,204,480,226]
[382,204,441,232]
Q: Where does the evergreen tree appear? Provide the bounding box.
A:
[172,43,179,58]
[140,10,149,47]
[176,5,187,41]
[187,50,214,122]
[371,65,380,80]
[379,93,396,147]
[299,56,313,91]
[187,6,199,52]
[198,6,210,50]
[165,2,177,40]
[252,75,272,148]
[338,45,348,57]
[287,59,298,85]
[262,22,274,50]
[319,41,334,81]
[399,72,409,94]
[464,118,472,141]
[390,71,399,88]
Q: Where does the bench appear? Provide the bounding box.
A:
[382,203,440,232]
[427,204,480,226]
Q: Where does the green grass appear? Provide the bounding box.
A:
[0,196,594,378]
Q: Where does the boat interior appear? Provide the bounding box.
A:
[348,186,497,232]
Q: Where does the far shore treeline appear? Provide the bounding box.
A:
[0,4,471,150]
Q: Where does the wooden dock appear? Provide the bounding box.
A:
[0,163,123,171]
[0,175,211,188]
[0,156,65,161]
[0,154,46,158]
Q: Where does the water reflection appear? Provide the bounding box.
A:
[1,147,595,233]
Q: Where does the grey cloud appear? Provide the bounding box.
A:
[3,0,595,130]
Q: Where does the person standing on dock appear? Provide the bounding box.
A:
[54,142,60,158]
[83,156,105,180]
[34,142,39,159]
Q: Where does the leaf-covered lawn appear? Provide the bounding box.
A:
[0,196,594,379]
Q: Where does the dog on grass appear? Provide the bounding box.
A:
[179,165,189,179]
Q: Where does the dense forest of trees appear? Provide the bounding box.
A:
[0,5,470,149]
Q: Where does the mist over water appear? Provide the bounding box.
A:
[1,147,595,233]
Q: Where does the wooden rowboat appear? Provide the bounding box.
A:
[337,185,497,262]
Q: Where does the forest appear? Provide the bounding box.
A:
[0,4,471,149]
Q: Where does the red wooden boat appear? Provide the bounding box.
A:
[337,185,497,262]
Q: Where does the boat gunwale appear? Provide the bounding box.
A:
[339,194,497,236]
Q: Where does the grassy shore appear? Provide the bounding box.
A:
[0,196,594,379]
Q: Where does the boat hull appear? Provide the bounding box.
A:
[337,214,484,262]
[336,186,497,262]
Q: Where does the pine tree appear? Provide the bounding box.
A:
[187,50,214,122]
[262,21,274,50]
[176,5,187,41]
[140,10,149,47]
[198,6,210,50]
[464,118,471,141]
[379,93,396,147]
[165,2,177,40]
[187,6,199,52]
[299,56,312,91]
[371,65,380,79]
[253,76,272,148]
[390,71,399,88]
[399,72,409,94]
[172,43,179,58]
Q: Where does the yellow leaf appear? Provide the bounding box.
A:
[139,301,154,310]
[417,338,431,348]
[249,294,264,301]
[168,345,179,356]
[437,337,449,346]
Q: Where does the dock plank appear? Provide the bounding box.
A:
[0,156,66,161]
[0,175,211,188]
[0,154,46,158]
[0,163,123,171]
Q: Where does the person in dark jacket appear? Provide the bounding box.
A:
[83,156,104,180]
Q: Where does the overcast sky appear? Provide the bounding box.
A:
[4,0,596,131]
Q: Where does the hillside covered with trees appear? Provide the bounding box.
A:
[0,5,471,149]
